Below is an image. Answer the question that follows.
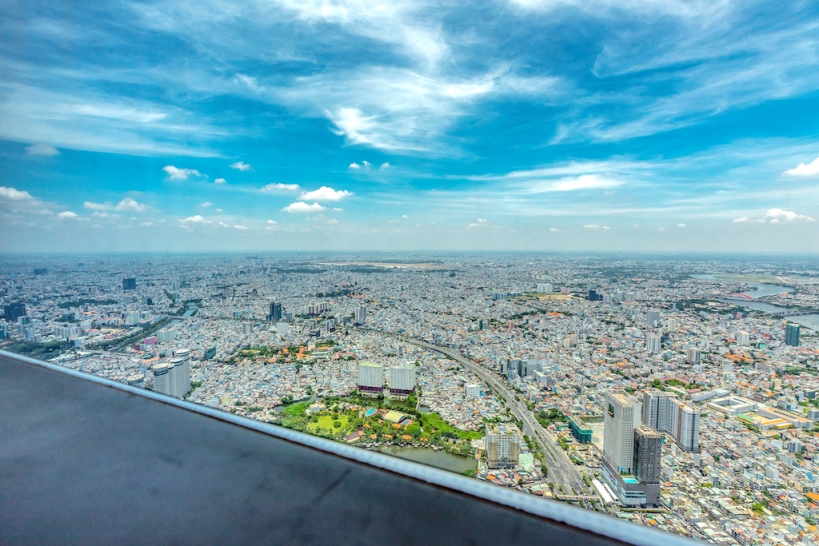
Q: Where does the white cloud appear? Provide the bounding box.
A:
[299,186,352,201]
[180,215,208,224]
[214,208,222,212]
[58,211,78,218]
[231,161,252,171]
[83,198,147,213]
[332,207,343,212]
[25,143,60,156]
[200,202,212,208]
[261,183,300,193]
[549,174,622,192]
[362,161,372,168]
[549,227,561,232]
[583,224,600,229]
[234,224,248,230]
[602,226,611,230]
[267,220,278,225]
[218,221,230,228]
[283,202,326,213]
[235,74,262,92]
[764,208,815,223]
[115,198,147,212]
[140,221,153,227]
[783,157,819,177]
[0,186,35,201]
[349,162,361,169]
[732,217,748,223]
[402,215,409,219]
[677,223,687,228]
[163,166,202,180]
[380,162,392,170]
[214,178,226,184]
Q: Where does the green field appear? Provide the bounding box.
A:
[307,414,350,432]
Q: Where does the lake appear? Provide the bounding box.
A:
[378,445,476,474]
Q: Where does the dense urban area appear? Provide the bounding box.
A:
[4,253,819,544]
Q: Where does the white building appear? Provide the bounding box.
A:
[737,331,750,346]
[603,391,641,474]
[686,348,701,365]
[389,365,416,397]
[465,383,481,398]
[647,335,661,354]
[485,423,521,468]
[536,283,553,294]
[677,405,701,452]
[276,322,289,336]
[358,361,383,396]
[354,306,367,325]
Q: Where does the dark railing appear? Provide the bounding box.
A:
[0,350,698,545]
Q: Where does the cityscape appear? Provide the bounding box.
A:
[3,253,819,543]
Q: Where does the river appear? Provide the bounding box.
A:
[691,274,819,331]
[377,445,476,474]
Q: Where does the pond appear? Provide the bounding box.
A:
[377,445,476,474]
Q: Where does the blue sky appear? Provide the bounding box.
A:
[2,0,819,252]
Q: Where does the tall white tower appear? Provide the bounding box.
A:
[603,391,642,474]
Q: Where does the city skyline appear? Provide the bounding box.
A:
[2,1,819,253]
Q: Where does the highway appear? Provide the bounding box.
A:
[388,333,597,505]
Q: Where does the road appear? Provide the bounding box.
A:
[389,333,597,504]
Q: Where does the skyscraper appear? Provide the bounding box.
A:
[685,348,701,365]
[786,323,800,347]
[646,310,661,326]
[602,391,661,507]
[643,390,700,452]
[354,306,367,325]
[123,278,137,290]
[604,391,641,474]
[3,302,26,323]
[633,426,662,486]
[268,302,282,322]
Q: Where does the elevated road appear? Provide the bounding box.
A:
[388,333,596,503]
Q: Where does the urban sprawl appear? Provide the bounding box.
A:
[4,254,819,544]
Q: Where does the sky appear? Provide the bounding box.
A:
[1,0,819,253]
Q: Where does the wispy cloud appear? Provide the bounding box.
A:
[84,197,148,213]
[230,161,252,171]
[261,183,300,193]
[25,143,60,156]
[163,166,203,180]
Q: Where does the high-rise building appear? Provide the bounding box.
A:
[268,302,282,322]
[646,310,661,326]
[243,322,253,335]
[4,302,26,323]
[123,278,137,291]
[643,390,700,452]
[485,423,521,469]
[676,405,700,452]
[358,362,383,396]
[536,283,553,294]
[276,322,289,337]
[602,391,662,507]
[685,348,701,365]
[388,365,416,397]
[152,363,172,396]
[477,318,488,330]
[587,289,599,301]
[786,323,800,347]
[646,335,661,354]
[465,384,481,398]
[633,425,662,485]
[354,306,367,325]
[603,391,641,474]
[737,331,750,346]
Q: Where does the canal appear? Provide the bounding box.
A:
[377,445,476,474]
